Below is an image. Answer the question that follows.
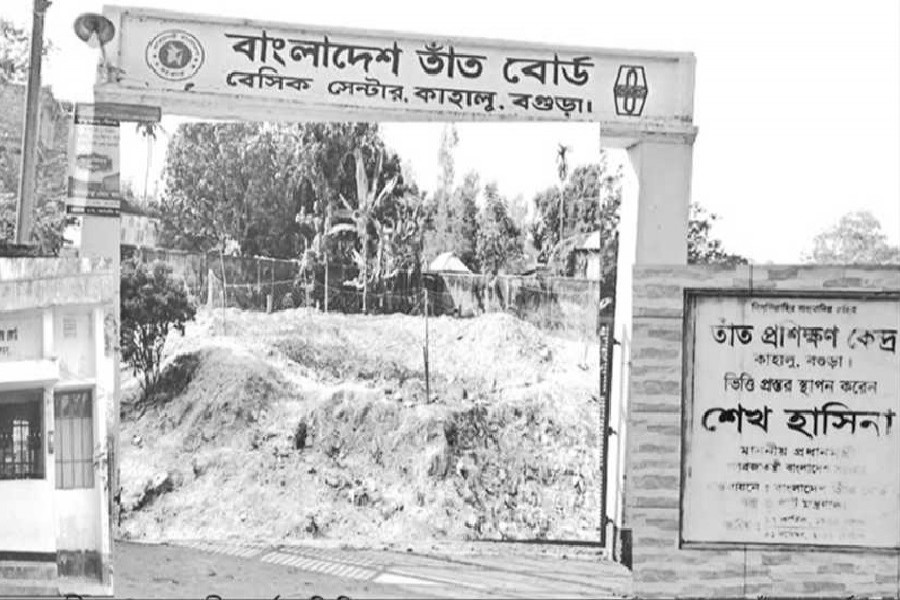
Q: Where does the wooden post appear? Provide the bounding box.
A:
[505,277,510,311]
[324,253,329,313]
[219,252,228,335]
[207,268,215,310]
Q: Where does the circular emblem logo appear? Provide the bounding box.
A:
[146,30,204,81]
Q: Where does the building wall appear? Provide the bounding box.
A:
[626,263,900,598]
[1,452,56,554]
[0,257,115,311]
[120,213,159,247]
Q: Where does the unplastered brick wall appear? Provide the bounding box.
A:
[626,264,900,598]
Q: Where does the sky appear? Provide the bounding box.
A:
[2,0,898,263]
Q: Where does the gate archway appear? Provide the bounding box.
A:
[74,6,697,590]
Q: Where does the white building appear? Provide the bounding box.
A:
[0,257,116,597]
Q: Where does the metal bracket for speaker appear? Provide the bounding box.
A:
[73,13,123,84]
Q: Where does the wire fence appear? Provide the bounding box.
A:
[205,267,613,340]
[122,245,305,307]
[206,268,615,403]
[124,245,614,343]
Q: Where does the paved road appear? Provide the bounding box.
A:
[114,540,632,598]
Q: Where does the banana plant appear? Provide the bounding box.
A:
[327,148,398,313]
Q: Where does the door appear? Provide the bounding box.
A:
[54,388,104,586]
[0,387,58,595]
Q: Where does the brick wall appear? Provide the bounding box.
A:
[626,263,900,598]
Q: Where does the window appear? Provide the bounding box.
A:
[63,316,77,339]
[54,390,94,489]
[0,390,44,480]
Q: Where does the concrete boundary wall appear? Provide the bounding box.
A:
[0,258,115,311]
[626,264,900,598]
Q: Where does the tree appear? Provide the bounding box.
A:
[423,124,459,262]
[120,259,196,399]
[374,192,427,284]
[0,17,63,254]
[0,18,52,85]
[688,203,749,266]
[531,156,622,285]
[477,183,524,276]
[334,147,399,312]
[449,171,481,270]
[421,125,482,271]
[555,144,570,244]
[158,122,410,260]
[135,121,161,203]
[806,210,900,265]
[158,122,255,253]
[531,152,746,278]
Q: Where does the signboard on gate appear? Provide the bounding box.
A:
[681,291,900,549]
[94,7,695,129]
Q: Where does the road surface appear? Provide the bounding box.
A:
[114,539,632,598]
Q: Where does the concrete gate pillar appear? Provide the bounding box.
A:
[628,139,694,266]
[608,127,696,562]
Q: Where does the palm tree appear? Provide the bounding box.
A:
[135,121,161,204]
[555,144,571,245]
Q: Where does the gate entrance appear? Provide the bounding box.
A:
[73,5,697,589]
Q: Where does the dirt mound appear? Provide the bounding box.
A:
[119,308,604,545]
[120,346,294,530]
[128,346,289,448]
[301,387,602,543]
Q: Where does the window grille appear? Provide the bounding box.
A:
[54,390,94,489]
[63,316,77,339]
[0,391,44,480]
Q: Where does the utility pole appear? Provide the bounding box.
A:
[15,0,51,244]
[423,287,430,403]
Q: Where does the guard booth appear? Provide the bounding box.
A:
[0,256,116,597]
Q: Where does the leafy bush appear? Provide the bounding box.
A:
[121,259,196,399]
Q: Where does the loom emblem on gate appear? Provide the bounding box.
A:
[613,65,648,117]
